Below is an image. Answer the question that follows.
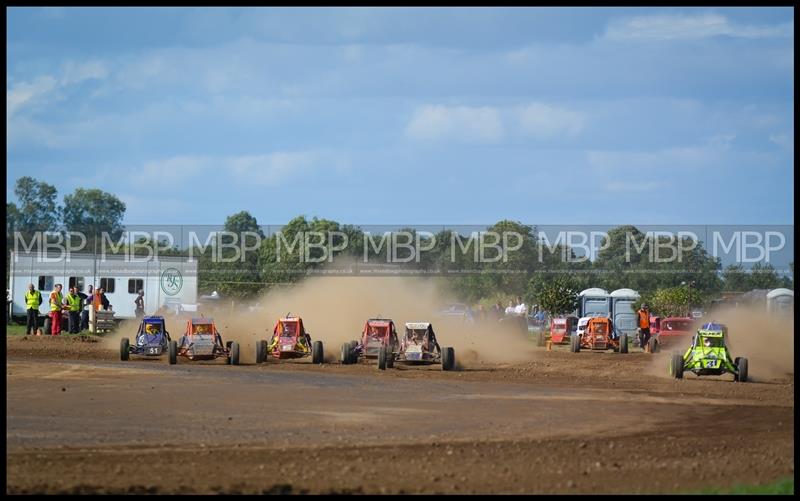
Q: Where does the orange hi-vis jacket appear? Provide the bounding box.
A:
[638,309,650,329]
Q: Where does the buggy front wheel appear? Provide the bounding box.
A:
[377,346,387,370]
[669,353,684,379]
[120,337,130,361]
[256,340,266,364]
[340,343,351,365]
[230,342,240,365]
[312,341,324,364]
[168,340,178,365]
[441,347,455,371]
[647,337,659,354]
[619,334,628,354]
[735,357,748,382]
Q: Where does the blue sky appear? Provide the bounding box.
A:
[6,7,794,226]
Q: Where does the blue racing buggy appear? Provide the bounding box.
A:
[120,316,171,361]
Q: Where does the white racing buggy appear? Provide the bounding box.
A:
[377,322,455,371]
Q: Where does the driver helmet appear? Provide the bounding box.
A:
[703,337,712,347]
[145,323,159,334]
[195,324,209,334]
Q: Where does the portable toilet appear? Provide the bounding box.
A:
[610,288,640,340]
[766,288,794,315]
[578,288,610,318]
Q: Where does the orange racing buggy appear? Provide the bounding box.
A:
[255,315,324,364]
[570,316,628,354]
[171,317,240,365]
[341,318,399,365]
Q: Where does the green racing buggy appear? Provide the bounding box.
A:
[669,322,748,382]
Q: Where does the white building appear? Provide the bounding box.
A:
[8,251,198,321]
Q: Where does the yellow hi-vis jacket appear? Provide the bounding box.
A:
[25,290,42,309]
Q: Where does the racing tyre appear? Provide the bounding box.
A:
[619,334,628,354]
[168,340,178,365]
[537,331,546,347]
[570,334,580,353]
[311,341,324,364]
[378,346,387,370]
[647,337,659,354]
[386,347,394,369]
[669,354,684,379]
[256,340,266,364]
[442,347,455,371]
[120,337,130,361]
[736,357,748,383]
[340,343,351,365]
[43,317,52,336]
[349,341,359,364]
[230,342,240,366]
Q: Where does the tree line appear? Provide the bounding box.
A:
[6,177,792,310]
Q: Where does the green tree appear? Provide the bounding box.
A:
[62,188,126,240]
[12,177,60,231]
[722,264,750,291]
[527,274,580,315]
[637,286,703,317]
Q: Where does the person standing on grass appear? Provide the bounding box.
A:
[24,283,42,335]
[49,284,64,336]
[64,287,82,334]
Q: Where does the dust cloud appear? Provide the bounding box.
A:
[109,271,539,367]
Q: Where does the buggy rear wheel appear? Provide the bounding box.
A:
[442,347,455,371]
[669,353,684,379]
[312,340,324,364]
[168,340,177,365]
[340,343,351,365]
[570,335,580,353]
[619,334,628,354]
[735,357,748,382]
[230,342,240,365]
[256,340,266,364]
[120,337,130,361]
[537,331,546,347]
[377,346,387,370]
[43,317,52,336]
[647,337,659,354]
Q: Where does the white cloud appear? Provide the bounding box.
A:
[406,105,504,143]
[6,75,58,118]
[59,60,109,86]
[517,102,585,139]
[769,133,793,150]
[134,151,336,189]
[604,12,793,41]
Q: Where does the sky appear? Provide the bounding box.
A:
[6,7,795,227]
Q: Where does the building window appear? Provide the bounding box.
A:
[99,278,116,293]
[37,276,54,291]
[68,276,85,292]
[128,279,144,294]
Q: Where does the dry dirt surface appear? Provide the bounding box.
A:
[6,335,794,494]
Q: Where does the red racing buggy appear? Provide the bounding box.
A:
[650,316,695,353]
[255,316,324,364]
[341,318,399,365]
[170,317,240,365]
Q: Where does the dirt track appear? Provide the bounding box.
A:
[6,335,794,494]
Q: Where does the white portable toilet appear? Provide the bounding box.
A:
[766,288,794,315]
[579,288,610,318]
[610,288,641,340]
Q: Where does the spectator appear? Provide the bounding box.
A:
[81,285,93,331]
[504,299,516,316]
[515,296,528,316]
[98,287,110,311]
[134,290,145,319]
[476,304,486,322]
[49,284,64,335]
[24,283,42,335]
[64,287,82,334]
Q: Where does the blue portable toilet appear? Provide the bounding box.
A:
[610,288,641,340]
[767,288,794,315]
[578,288,610,318]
